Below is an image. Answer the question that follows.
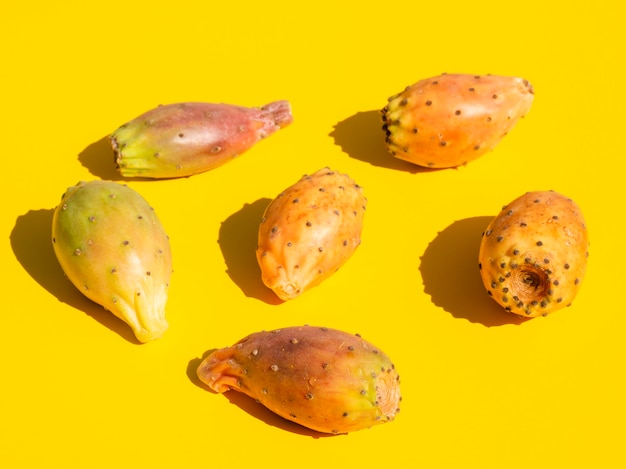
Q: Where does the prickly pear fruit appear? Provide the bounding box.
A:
[51,180,173,342]
[382,73,534,168]
[256,167,367,301]
[110,100,293,178]
[197,325,401,434]
[478,191,589,318]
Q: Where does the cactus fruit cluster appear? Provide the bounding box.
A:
[37,71,589,436]
[196,325,401,434]
[51,180,172,342]
[256,167,367,300]
[478,190,589,317]
[382,73,534,168]
[110,101,293,178]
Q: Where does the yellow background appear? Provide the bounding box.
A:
[2,2,624,468]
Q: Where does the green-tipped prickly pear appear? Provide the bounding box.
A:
[382,73,534,168]
[478,190,589,318]
[256,168,367,301]
[111,100,293,178]
[196,325,401,434]
[51,180,173,342]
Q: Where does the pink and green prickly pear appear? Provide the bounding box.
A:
[110,100,293,178]
[478,190,589,318]
[256,167,367,301]
[51,180,173,342]
[382,73,534,168]
[196,325,401,434]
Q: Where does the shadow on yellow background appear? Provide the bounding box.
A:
[218,198,283,305]
[420,216,528,327]
[10,208,140,343]
[78,135,123,181]
[331,109,433,173]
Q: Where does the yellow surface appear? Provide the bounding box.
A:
[2,2,624,468]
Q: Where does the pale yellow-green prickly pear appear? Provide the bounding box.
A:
[52,180,173,342]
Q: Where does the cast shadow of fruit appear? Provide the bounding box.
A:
[77,135,124,181]
[217,198,283,305]
[186,354,335,439]
[10,209,139,343]
[420,216,529,327]
[330,110,433,173]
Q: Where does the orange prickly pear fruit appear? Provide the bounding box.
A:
[478,190,589,318]
[196,325,401,434]
[51,180,173,342]
[110,100,293,178]
[256,167,367,301]
[381,73,534,168]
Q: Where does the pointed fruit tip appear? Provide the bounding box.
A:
[262,100,294,129]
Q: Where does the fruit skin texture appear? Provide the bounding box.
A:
[196,325,401,434]
[51,180,173,342]
[110,100,293,178]
[256,167,367,301]
[478,190,589,318]
[382,73,534,168]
